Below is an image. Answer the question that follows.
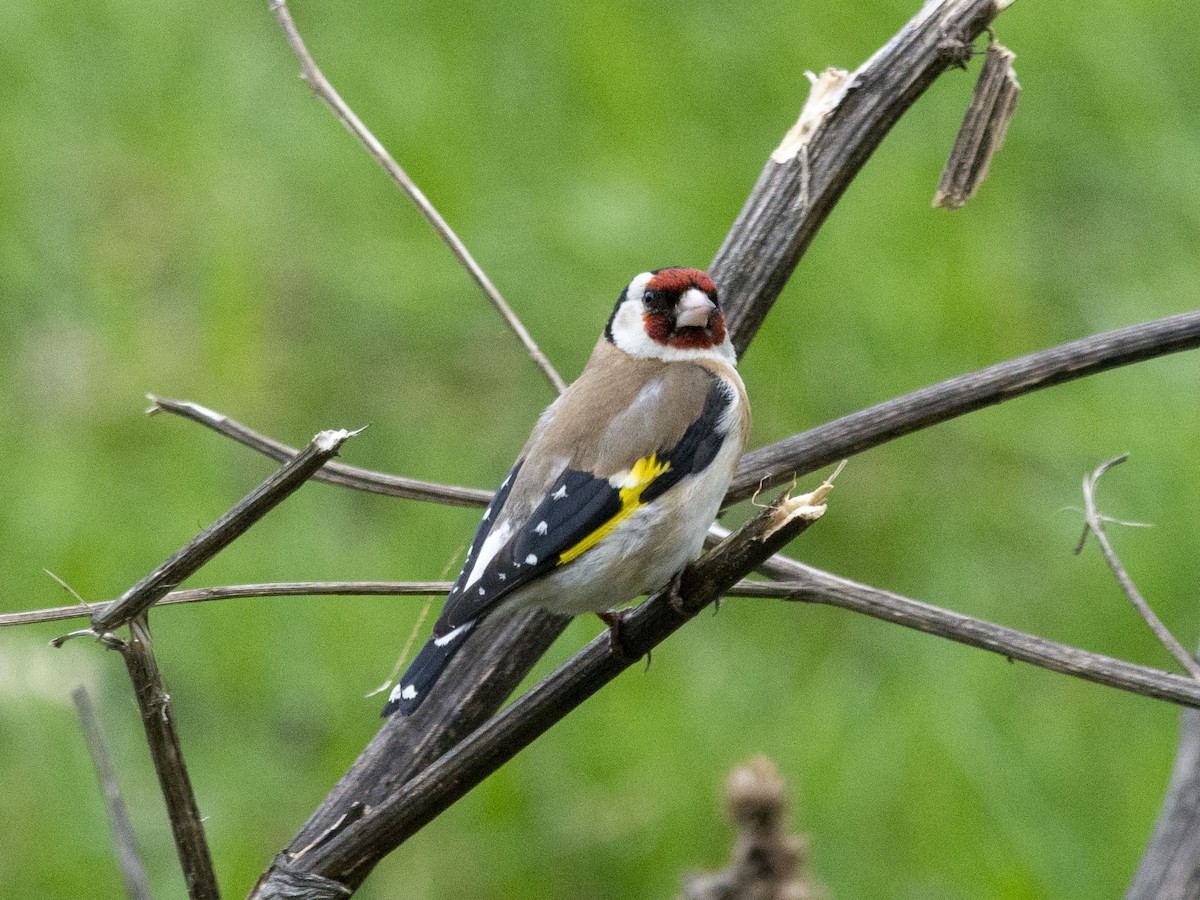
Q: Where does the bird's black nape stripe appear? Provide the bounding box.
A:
[604,283,631,344]
[641,376,731,505]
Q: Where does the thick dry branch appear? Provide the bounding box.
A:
[120,616,218,900]
[83,428,358,637]
[3,581,452,628]
[711,0,1003,355]
[728,575,1200,708]
[72,686,154,900]
[728,311,1200,503]
[1127,705,1200,900]
[267,0,565,395]
[148,396,490,508]
[253,490,830,893]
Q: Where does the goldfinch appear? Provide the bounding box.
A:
[384,267,750,716]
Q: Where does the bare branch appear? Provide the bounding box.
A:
[728,311,1200,504]
[726,574,1200,709]
[74,428,359,639]
[148,309,1200,528]
[3,581,452,628]
[147,396,490,508]
[266,0,565,395]
[118,616,218,900]
[1127,704,1200,899]
[1076,456,1200,681]
[72,686,155,900]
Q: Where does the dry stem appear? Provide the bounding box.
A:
[266,0,565,395]
[1076,456,1200,682]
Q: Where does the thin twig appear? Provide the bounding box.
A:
[72,686,155,900]
[119,615,219,900]
[3,581,452,628]
[1076,456,1200,681]
[266,0,565,395]
[723,575,1200,708]
[147,396,491,508]
[75,428,360,639]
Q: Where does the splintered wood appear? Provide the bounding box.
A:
[934,40,1020,210]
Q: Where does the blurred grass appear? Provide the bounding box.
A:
[1,0,1198,897]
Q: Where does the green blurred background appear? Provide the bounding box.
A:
[2,0,1198,896]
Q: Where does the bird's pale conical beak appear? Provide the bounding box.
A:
[675,288,716,329]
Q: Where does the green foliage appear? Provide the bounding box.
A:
[2,0,1198,897]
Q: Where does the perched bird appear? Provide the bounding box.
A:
[384,267,750,716]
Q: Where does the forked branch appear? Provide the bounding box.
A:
[1076,456,1200,682]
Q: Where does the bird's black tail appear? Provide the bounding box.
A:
[381,621,476,717]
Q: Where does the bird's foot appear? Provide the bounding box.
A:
[597,609,629,659]
[665,569,688,616]
[596,609,651,669]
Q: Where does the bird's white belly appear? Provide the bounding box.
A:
[497,426,741,617]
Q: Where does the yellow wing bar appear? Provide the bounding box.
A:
[556,455,671,565]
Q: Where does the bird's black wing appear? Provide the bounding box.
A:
[435,376,732,632]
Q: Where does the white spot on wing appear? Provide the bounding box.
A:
[535,521,548,535]
[478,587,486,595]
[401,685,417,700]
[464,520,513,589]
[434,622,471,647]
[552,485,568,500]
[525,554,538,565]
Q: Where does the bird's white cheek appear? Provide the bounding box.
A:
[609,300,657,358]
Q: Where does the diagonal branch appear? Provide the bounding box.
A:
[267,0,565,395]
[711,0,1006,355]
[147,396,490,508]
[147,312,1200,527]
[727,311,1200,503]
[253,488,832,892]
[119,615,219,900]
[77,428,359,638]
[730,570,1200,708]
[72,686,155,900]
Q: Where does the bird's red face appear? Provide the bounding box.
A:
[606,267,729,360]
[639,267,726,350]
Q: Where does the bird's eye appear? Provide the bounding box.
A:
[642,289,658,304]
